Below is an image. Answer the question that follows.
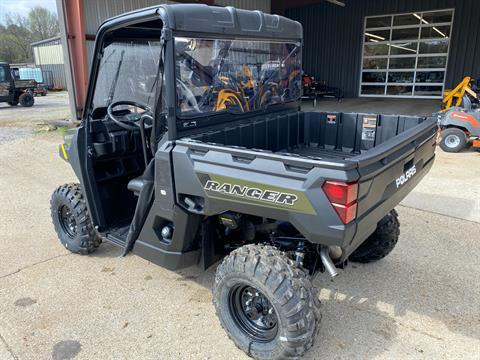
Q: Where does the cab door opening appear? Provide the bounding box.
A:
[85,20,165,237]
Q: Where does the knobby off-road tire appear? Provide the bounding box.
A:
[7,100,18,106]
[350,209,400,263]
[213,244,321,360]
[50,183,102,255]
[19,92,34,107]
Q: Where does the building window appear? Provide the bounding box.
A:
[360,9,453,98]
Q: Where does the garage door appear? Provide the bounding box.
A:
[360,9,454,99]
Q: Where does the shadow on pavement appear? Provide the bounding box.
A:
[84,215,480,357]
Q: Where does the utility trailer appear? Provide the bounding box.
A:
[50,4,437,359]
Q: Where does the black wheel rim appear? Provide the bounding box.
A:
[228,284,278,342]
[58,205,77,238]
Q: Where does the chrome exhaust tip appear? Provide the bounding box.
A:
[320,246,339,278]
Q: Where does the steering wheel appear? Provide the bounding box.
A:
[107,100,153,131]
[177,79,201,113]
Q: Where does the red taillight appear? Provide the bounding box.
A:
[322,181,358,205]
[330,202,357,224]
[322,180,358,224]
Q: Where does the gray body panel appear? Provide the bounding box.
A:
[439,107,480,137]
[171,113,437,261]
[62,4,437,270]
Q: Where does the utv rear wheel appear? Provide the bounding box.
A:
[7,101,18,106]
[439,128,467,153]
[19,92,34,107]
[350,209,400,263]
[213,244,321,360]
[50,183,102,255]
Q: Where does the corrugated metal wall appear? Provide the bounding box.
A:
[83,0,175,69]
[82,0,270,36]
[32,38,67,89]
[38,64,67,89]
[287,0,480,97]
[83,0,177,35]
[33,45,64,65]
[214,0,270,13]
[83,0,270,70]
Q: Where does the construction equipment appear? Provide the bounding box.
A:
[301,73,343,106]
[438,77,480,152]
[438,108,480,152]
[441,76,478,111]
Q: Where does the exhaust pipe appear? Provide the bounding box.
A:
[320,246,339,278]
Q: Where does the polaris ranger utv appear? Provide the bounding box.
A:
[50,4,437,359]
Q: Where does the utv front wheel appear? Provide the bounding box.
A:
[350,209,400,263]
[50,183,101,254]
[7,101,18,106]
[213,244,321,360]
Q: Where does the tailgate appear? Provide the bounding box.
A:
[347,117,437,256]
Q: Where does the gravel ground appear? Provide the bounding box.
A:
[0,127,33,144]
[0,92,70,128]
[0,133,479,360]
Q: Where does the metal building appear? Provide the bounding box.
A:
[56,0,480,119]
[31,36,67,89]
[81,0,269,70]
[287,0,480,98]
[56,0,271,119]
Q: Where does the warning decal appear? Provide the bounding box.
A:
[362,116,377,141]
[327,114,337,125]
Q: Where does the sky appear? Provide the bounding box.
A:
[0,0,57,20]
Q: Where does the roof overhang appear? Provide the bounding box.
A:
[31,35,62,47]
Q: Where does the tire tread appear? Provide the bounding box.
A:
[213,244,321,359]
[50,183,101,254]
[350,209,400,263]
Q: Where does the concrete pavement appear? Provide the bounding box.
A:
[402,150,480,223]
[0,132,479,359]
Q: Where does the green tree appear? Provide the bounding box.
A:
[0,7,59,63]
[0,14,33,62]
[28,7,60,42]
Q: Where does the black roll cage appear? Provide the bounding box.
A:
[83,5,303,142]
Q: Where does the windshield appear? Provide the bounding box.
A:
[175,37,301,117]
[92,40,162,112]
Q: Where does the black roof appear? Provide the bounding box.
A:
[98,3,302,41]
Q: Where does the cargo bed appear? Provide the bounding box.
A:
[291,147,357,160]
[174,108,437,259]
[184,110,433,163]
